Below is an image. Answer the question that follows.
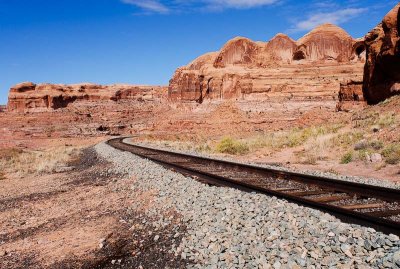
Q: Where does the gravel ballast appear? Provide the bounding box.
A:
[95,141,400,268]
[129,139,400,190]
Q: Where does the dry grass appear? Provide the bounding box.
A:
[246,125,342,152]
[340,151,353,164]
[215,137,249,155]
[0,146,81,178]
[352,112,398,129]
[382,144,400,165]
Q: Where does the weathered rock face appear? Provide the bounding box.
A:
[214,37,261,68]
[295,24,355,62]
[363,3,400,104]
[336,80,365,111]
[8,82,166,113]
[169,24,365,103]
[264,34,297,64]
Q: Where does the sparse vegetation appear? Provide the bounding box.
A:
[301,153,318,165]
[341,151,353,164]
[381,144,400,165]
[196,143,211,153]
[247,125,343,151]
[215,137,249,155]
[353,112,398,129]
[325,168,339,175]
[357,149,370,162]
[0,146,81,177]
[330,132,364,149]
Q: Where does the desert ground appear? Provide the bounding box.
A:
[1,3,400,268]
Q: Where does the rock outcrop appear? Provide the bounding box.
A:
[169,24,365,103]
[336,80,365,111]
[363,3,400,104]
[8,82,166,113]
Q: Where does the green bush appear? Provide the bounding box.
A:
[341,151,353,164]
[215,137,249,155]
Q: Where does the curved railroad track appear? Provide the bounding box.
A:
[107,137,400,236]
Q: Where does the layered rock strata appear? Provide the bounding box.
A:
[363,3,400,104]
[8,82,166,113]
[336,80,365,111]
[169,24,366,103]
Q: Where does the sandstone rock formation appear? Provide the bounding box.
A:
[363,3,400,104]
[7,82,166,113]
[336,80,365,111]
[169,24,366,103]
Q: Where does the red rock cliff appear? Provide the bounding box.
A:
[7,82,166,113]
[363,3,400,104]
[169,24,365,103]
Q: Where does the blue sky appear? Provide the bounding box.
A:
[0,0,397,104]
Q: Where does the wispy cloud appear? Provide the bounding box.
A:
[121,0,170,14]
[121,0,279,14]
[204,0,279,10]
[290,8,367,32]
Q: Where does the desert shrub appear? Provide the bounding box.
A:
[0,172,5,180]
[382,144,400,165]
[369,140,384,150]
[357,149,370,162]
[215,137,249,155]
[341,151,353,164]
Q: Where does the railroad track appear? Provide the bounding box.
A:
[107,137,400,235]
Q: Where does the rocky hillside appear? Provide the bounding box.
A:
[363,3,400,104]
[7,82,167,113]
[169,23,366,103]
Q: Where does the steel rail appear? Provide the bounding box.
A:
[107,137,400,235]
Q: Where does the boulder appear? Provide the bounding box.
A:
[363,3,400,104]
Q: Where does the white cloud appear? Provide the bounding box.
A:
[121,0,170,14]
[121,0,279,13]
[290,8,367,32]
[204,0,279,9]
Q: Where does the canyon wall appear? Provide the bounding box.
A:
[363,3,400,104]
[169,24,365,103]
[7,82,167,113]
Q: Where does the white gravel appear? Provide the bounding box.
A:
[95,141,400,269]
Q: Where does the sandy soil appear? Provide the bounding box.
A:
[0,147,186,269]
